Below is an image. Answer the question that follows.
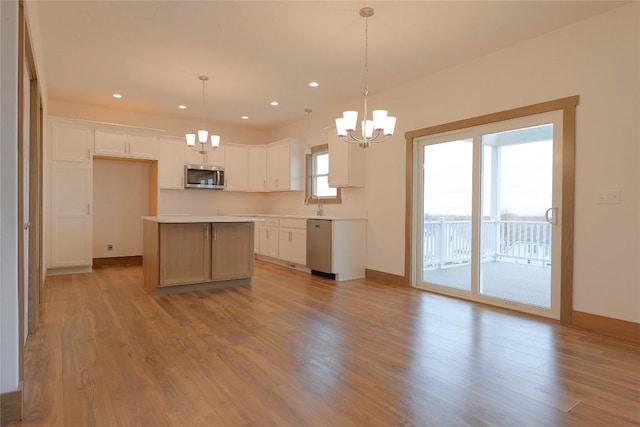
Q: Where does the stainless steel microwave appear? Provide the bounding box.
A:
[184,164,225,189]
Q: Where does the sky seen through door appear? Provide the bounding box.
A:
[423,134,552,218]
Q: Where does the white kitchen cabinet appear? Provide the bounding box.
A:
[158,136,186,189]
[266,138,303,191]
[331,219,367,281]
[258,218,279,258]
[129,134,159,159]
[49,118,95,273]
[278,218,306,265]
[185,143,225,167]
[224,144,248,192]
[327,127,365,187]
[50,160,93,270]
[51,119,93,163]
[247,146,267,192]
[94,128,158,160]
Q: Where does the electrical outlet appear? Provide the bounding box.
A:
[597,189,621,205]
[107,244,113,251]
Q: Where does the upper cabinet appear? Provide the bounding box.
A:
[51,120,93,162]
[224,144,248,191]
[327,127,365,188]
[158,136,186,189]
[185,143,225,167]
[94,127,159,160]
[247,146,267,192]
[266,138,303,191]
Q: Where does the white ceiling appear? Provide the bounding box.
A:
[32,1,628,131]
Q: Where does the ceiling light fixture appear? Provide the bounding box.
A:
[335,7,396,148]
[178,105,187,110]
[309,81,319,87]
[185,75,220,161]
[112,93,122,99]
[270,101,279,106]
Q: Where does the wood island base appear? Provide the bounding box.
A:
[142,216,260,296]
[153,277,251,297]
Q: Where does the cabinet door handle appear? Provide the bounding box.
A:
[204,226,209,240]
[289,231,292,242]
[87,148,91,160]
[213,226,217,241]
[87,204,90,215]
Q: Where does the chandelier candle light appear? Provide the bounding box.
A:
[186,75,221,161]
[335,7,396,148]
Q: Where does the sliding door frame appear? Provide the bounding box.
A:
[405,96,578,324]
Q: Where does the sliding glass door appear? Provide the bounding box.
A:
[414,111,563,319]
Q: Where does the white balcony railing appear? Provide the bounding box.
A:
[423,219,551,269]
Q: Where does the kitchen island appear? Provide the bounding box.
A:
[142,216,262,296]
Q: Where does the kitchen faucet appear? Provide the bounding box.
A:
[305,194,323,216]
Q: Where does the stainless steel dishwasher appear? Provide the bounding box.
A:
[306,219,335,279]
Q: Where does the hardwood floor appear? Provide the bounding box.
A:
[14,261,640,426]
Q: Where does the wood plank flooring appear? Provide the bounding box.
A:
[14,261,640,426]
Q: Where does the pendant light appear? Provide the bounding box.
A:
[186,75,221,160]
[335,7,396,148]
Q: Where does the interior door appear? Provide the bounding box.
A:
[415,110,563,319]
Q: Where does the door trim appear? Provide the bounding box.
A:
[405,96,579,324]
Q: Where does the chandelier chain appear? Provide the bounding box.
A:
[364,13,369,98]
[201,77,206,130]
[363,14,370,140]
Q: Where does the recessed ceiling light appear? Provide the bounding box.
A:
[241,115,249,120]
[178,105,187,110]
[270,101,279,106]
[112,93,122,99]
[309,81,319,87]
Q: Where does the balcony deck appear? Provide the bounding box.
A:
[422,261,551,307]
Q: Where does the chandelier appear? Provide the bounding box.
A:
[185,75,221,158]
[335,7,396,148]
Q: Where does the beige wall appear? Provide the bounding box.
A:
[93,159,150,258]
[41,3,639,324]
[158,190,269,216]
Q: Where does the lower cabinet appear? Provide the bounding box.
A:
[211,223,254,280]
[278,219,307,265]
[256,217,306,266]
[50,161,93,270]
[259,223,280,258]
[159,223,211,286]
[144,220,254,292]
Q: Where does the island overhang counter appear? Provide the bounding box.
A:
[142,216,263,296]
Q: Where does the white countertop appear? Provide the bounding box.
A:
[142,215,264,223]
[230,214,367,221]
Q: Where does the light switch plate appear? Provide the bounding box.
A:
[597,189,621,205]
